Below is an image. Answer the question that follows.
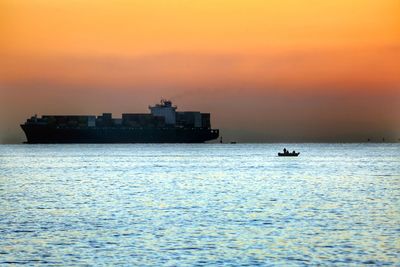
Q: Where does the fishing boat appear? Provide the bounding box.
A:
[278,152,300,157]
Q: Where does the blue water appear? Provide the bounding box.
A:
[0,144,399,266]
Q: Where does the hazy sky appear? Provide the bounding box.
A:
[1,0,399,143]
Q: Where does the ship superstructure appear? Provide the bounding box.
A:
[21,100,219,143]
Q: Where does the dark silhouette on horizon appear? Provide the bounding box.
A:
[20,100,219,143]
[278,148,300,157]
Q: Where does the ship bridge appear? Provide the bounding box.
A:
[149,99,177,125]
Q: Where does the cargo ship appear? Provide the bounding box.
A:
[21,100,219,143]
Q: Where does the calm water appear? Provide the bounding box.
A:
[0,144,399,266]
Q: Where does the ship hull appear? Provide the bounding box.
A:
[21,125,219,144]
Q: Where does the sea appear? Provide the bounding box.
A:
[0,144,399,266]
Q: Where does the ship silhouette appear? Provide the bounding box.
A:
[21,99,219,143]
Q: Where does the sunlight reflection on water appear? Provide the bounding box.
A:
[0,144,399,265]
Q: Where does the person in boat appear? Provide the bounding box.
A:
[283,148,288,155]
[292,150,296,154]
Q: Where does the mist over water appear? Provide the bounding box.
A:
[1,144,399,265]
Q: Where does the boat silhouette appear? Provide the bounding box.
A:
[278,148,300,157]
[278,152,300,157]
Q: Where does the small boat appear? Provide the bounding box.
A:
[278,152,300,157]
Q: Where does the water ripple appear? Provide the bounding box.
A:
[0,144,399,266]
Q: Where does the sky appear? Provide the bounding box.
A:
[1,0,399,143]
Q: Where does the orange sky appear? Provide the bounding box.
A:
[1,0,399,142]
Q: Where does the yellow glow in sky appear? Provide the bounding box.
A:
[2,0,399,55]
